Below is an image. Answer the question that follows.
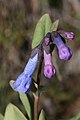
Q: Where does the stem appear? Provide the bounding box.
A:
[33,93,39,120]
[34,55,43,120]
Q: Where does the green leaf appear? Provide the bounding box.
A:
[39,110,47,120]
[51,19,59,32]
[9,80,17,91]
[32,14,52,49]
[19,93,33,120]
[4,103,27,120]
[0,113,4,120]
[70,113,80,120]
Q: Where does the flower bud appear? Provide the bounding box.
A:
[58,30,75,40]
[44,32,51,46]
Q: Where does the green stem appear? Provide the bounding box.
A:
[34,55,43,120]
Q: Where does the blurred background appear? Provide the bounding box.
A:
[0,0,80,119]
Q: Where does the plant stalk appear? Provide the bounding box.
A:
[34,54,43,120]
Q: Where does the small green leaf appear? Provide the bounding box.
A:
[9,80,17,91]
[51,19,59,32]
[0,113,4,120]
[9,80,14,87]
[4,103,27,120]
[32,14,52,49]
[39,110,47,120]
[19,93,33,120]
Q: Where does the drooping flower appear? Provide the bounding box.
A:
[44,50,56,78]
[12,72,32,93]
[53,32,72,61]
[12,53,38,93]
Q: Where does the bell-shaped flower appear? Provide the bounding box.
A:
[53,33,72,61]
[12,53,38,93]
[44,50,56,78]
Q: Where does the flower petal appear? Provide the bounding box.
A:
[44,50,56,78]
[24,53,38,77]
[44,50,52,65]
[44,64,56,78]
[12,72,32,93]
[53,33,72,60]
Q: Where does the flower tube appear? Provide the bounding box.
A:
[53,32,72,61]
[12,53,38,93]
[44,50,56,78]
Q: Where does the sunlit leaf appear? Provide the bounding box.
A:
[39,110,47,120]
[9,80,17,91]
[32,14,52,49]
[4,103,27,120]
[0,113,4,120]
[51,19,59,32]
[19,93,34,120]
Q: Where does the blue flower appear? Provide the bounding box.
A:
[53,33,72,61]
[12,53,38,93]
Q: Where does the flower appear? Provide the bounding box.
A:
[53,32,72,60]
[12,53,38,93]
[44,50,56,78]
[58,30,75,40]
[12,72,32,93]
[64,32,74,40]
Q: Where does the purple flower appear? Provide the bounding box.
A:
[58,30,75,40]
[44,50,56,78]
[11,53,38,93]
[64,32,74,40]
[53,33,72,61]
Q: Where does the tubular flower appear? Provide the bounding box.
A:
[44,50,56,78]
[12,53,38,93]
[53,33,72,61]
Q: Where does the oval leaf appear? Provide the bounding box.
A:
[4,103,27,120]
[0,114,4,120]
[39,110,47,120]
[19,93,33,120]
[32,14,52,49]
[51,19,59,32]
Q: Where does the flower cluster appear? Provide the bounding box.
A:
[11,30,74,93]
